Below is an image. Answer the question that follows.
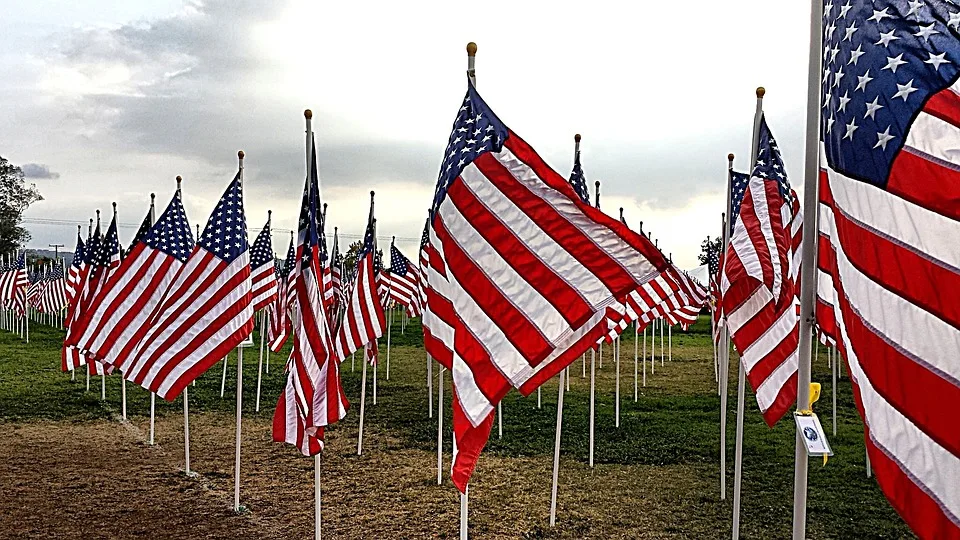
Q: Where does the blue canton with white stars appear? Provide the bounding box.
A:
[821,0,960,185]
[72,235,85,270]
[250,220,274,269]
[729,171,751,233]
[751,117,792,201]
[282,237,296,278]
[198,172,248,263]
[145,193,195,263]
[15,252,25,271]
[92,218,121,268]
[298,136,325,270]
[130,211,152,251]
[359,216,375,263]
[432,82,510,214]
[389,245,410,276]
[569,151,591,205]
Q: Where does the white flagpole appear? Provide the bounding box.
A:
[733,88,765,538]
[651,319,656,376]
[537,385,541,409]
[358,193,376,455]
[599,341,603,370]
[668,323,672,362]
[615,335,620,428]
[183,387,192,475]
[387,244,394,381]
[437,366,444,485]
[660,316,664,367]
[719,153,735,500]
[373,343,378,406]
[643,326,647,387]
[582,353,585,378]
[793,2,823,535]
[233,151,247,514]
[460,485,469,540]
[145,192,158,442]
[315,454,322,540]
[256,309,266,412]
[634,322,638,401]
[549,369,565,526]
[428,351,434,419]
[352,350,355,372]
[497,401,502,439]
[458,40,478,540]
[220,354,229,397]
[832,346,837,436]
[101,371,106,401]
[589,347,596,467]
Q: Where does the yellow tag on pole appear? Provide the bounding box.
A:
[795,383,830,466]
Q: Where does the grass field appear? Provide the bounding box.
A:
[0,315,912,538]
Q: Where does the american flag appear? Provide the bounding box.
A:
[40,262,68,314]
[66,192,194,373]
[65,214,123,371]
[65,230,86,307]
[569,146,590,205]
[26,266,44,311]
[384,244,423,317]
[334,200,386,364]
[121,172,253,400]
[720,116,801,427]
[250,216,279,311]
[664,271,710,330]
[268,236,296,353]
[816,2,960,537]
[320,203,335,311]
[426,83,678,491]
[266,259,288,351]
[0,253,29,313]
[330,227,344,313]
[273,135,347,455]
[129,208,152,253]
[63,225,100,372]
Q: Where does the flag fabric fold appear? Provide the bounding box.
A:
[816,2,960,537]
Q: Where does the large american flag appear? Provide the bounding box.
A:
[330,227,344,314]
[384,243,423,317]
[121,172,253,400]
[816,2,960,537]
[426,83,679,491]
[720,116,801,427]
[250,216,279,311]
[334,199,386,363]
[0,253,30,314]
[26,266,44,311]
[273,136,347,455]
[66,192,194,373]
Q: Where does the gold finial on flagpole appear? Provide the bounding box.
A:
[575,134,581,143]
[304,109,313,119]
[466,42,477,56]
[756,87,765,98]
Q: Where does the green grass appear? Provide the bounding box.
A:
[0,314,913,538]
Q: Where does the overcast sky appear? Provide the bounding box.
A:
[0,0,815,269]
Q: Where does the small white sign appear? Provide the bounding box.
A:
[795,413,833,457]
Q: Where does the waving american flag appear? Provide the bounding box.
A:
[384,243,422,317]
[426,82,678,491]
[67,191,194,373]
[122,171,253,400]
[816,1,960,537]
[273,136,347,455]
[250,215,279,311]
[720,116,801,427]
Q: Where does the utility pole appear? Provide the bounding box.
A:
[48,243,64,260]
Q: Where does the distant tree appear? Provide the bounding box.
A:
[0,156,43,254]
[342,239,382,276]
[698,236,723,273]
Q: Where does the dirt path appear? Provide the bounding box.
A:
[0,413,725,539]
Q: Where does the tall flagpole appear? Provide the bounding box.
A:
[793,1,823,536]
[733,87,765,539]
[233,150,246,514]
[719,154,734,500]
[459,40,477,540]
[549,368,566,526]
[357,192,376,456]
[176,177,193,476]
[85,219,93,392]
[149,191,157,445]
[305,109,323,540]
[386,236,395,380]
[256,210,272,413]
[437,366,444,485]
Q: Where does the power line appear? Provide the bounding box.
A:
[21,217,419,243]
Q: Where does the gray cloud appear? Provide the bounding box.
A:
[20,163,60,179]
